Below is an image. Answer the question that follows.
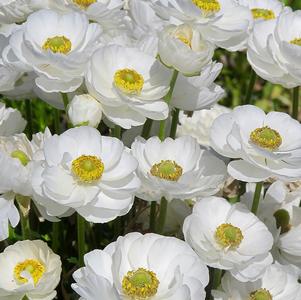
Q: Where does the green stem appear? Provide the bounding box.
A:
[149,202,157,232]
[169,108,180,139]
[212,268,222,290]
[251,182,263,214]
[244,69,257,105]
[61,93,69,110]
[52,222,60,253]
[292,86,299,120]
[54,109,61,133]
[112,125,121,139]
[16,196,31,240]
[25,100,33,138]
[141,119,153,139]
[158,70,179,141]
[77,214,86,267]
[156,197,168,234]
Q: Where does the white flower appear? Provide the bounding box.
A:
[67,94,102,128]
[213,263,301,300]
[210,105,301,182]
[238,0,284,23]
[85,44,171,129]
[32,126,140,223]
[158,23,215,75]
[72,232,209,300]
[247,9,301,88]
[0,102,26,136]
[0,0,49,24]
[183,196,274,282]
[131,136,227,202]
[0,192,19,241]
[0,240,61,300]
[7,9,101,93]
[177,104,231,147]
[171,62,225,111]
[49,0,125,32]
[242,181,301,268]
[152,0,253,51]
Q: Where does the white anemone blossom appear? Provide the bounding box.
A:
[247,8,301,88]
[0,240,62,300]
[152,0,253,51]
[0,102,26,136]
[131,136,227,202]
[7,9,102,93]
[183,197,274,282]
[32,126,140,223]
[211,105,301,182]
[85,44,171,129]
[72,232,209,300]
[213,263,301,300]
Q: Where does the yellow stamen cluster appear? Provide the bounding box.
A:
[249,288,273,300]
[114,69,144,95]
[251,8,275,20]
[150,160,183,181]
[215,223,243,249]
[192,0,221,13]
[14,259,45,286]
[290,38,301,46]
[122,268,159,299]
[177,35,192,47]
[11,150,30,166]
[72,155,104,183]
[73,0,96,9]
[250,126,282,151]
[42,36,72,54]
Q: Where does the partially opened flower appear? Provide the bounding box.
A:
[0,102,26,136]
[72,232,209,299]
[158,23,215,75]
[183,197,274,282]
[131,136,227,202]
[0,240,61,300]
[32,126,140,223]
[85,44,170,129]
[213,263,301,300]
[7,9,101,93]
[211,105,301,182]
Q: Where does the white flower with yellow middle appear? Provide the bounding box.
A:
[85,44,171,129]
[0,240,61,300]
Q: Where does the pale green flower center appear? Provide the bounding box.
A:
[114,69,144,95]
[42,36,72,54]
[250,126,282,150]
[192,0,221,13]
[73,0,96,8]
[274,209,291,234]
[215,223,243,249]
[122,268,159,299]
[290,38,301,46]
[150,160,183,181]
[251,8,275,20]
[14,259,45,286]
[11,150,30,166]
[249,288,273,300]
[72,155,104,183]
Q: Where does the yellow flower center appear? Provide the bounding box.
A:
[249,288,273,300]
[11,150,30,166]
[14,259,45,286]
[122,268,159,299]
[192,0,221,13]
[150,160,183,181]
[215,223,243,249]
[114,69,144,95]
[42,36,72,54]
[176,35,192,48]
[290,38,301,46]
[73,0,96,8]
[251,8,275,20]
[250,126,282,151]
[72,155,104,183]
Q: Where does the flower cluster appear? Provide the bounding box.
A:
[0,0,301,300]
